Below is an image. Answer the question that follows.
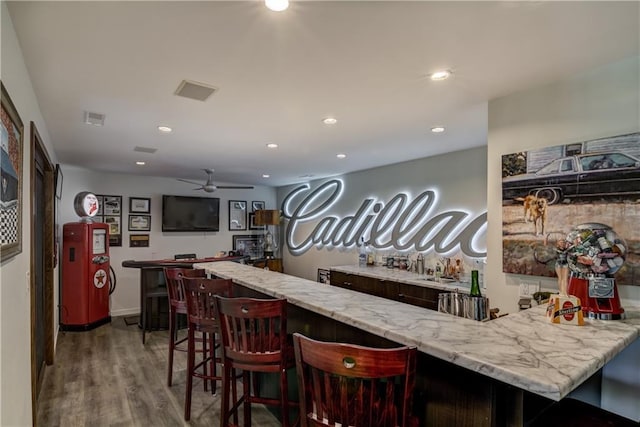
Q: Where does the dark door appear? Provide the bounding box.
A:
[34,134,47,393]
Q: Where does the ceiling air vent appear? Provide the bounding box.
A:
[134,146,158,154]
[84,111,105,126]
[174,79,217,101]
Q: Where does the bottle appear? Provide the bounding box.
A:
[358,237,367,267]
[470,270,482,297]
[366,243,375,266]
[416,254,424,275]
[435,263,442,281]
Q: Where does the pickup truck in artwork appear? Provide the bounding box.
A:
[502,152,640,204]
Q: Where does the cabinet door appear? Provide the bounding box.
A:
[396,283,446,311]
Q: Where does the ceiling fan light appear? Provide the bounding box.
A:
[265,0,288,12]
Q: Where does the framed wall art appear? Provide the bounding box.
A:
[251,200,265,212]
[0,82,25,261]
[128,214,151,232]
[129,197,150,214]
[98,194,123,247]
[229,200,247,231]
[232,234,264,260]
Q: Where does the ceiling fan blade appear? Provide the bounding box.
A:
[216,185,255,189]
[177,178,204,186]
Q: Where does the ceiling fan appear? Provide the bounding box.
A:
[177,168,254,193]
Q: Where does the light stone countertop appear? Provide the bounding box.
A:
[330,264,473,293]
[196,261,640,402]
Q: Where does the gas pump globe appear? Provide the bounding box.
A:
[563,223,626,320]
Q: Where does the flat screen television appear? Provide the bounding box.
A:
[162,195,220,232]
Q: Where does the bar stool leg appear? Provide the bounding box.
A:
[185,326,195,421]
[167,309,176,386]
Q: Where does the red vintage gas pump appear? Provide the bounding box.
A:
[60,192,111,330]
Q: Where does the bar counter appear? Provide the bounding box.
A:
[197,261,639,424]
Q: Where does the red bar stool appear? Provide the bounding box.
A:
[183,276,235,421]
[292,333,418,427]
[163,267,206,387]
[214,296,298,427]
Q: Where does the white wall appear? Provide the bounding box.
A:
[277,146,488,284]
[487,56,640,420]
[1,4,58,425]
[59,166,277,316]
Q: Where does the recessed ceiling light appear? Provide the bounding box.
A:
[336,153,347,159]
[262,174,270,178]
[266,143,279,149]
[136,161,146,166]
[158,126,172,133]
[323,117,337,125]
[430,70,452,81]
[265,0,289,12]
[431,126,445,133]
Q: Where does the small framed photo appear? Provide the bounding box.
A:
[128,214,151,231]
[129,197,151,213]
[129,234,150,247]
[249,212,265,230]
[104,215,121,236]
[252,201,265,212]
[102,195,122,215]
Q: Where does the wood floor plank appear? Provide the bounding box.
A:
[37,316,282,426]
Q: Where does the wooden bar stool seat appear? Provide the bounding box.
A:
[183,276,235,421]
[163,267,207,387]
[214,296,298,427]
[292,332,418,427]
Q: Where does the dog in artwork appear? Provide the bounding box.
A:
[517,194,548,236]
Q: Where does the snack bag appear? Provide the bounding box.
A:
[546,294,584,326]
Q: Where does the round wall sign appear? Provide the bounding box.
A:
[73,191,100,218]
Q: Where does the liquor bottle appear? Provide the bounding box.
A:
[470,270,482,297]
[358,237,367,267]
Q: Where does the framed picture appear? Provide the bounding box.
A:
[229,200,247,231]
[102,195,121,215]
[249,212,265,230]
[98,194,122,246]
[54,164,63,200]
[129,234,150,247]
[128,214,151,231]
[317,268,331,284]
[0,82,24,260]
[252,201,265,212]
[95,195,104,215]
[232,234,264,260]
[129,197,150,213]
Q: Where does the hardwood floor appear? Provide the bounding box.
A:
[37,316,282,427]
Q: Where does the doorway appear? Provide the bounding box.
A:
[30,122,55,423]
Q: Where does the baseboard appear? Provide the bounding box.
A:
[110,308,140,317]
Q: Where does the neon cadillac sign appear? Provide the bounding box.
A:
[282,179,487,257]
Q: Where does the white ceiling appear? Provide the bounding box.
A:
[7,1,639,188]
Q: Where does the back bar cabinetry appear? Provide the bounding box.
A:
[330,269,448,311]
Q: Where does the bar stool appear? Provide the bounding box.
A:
[182,276,235,421]
[292,332,418,427]
[214,296,298,427]
[163,267,206,387]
